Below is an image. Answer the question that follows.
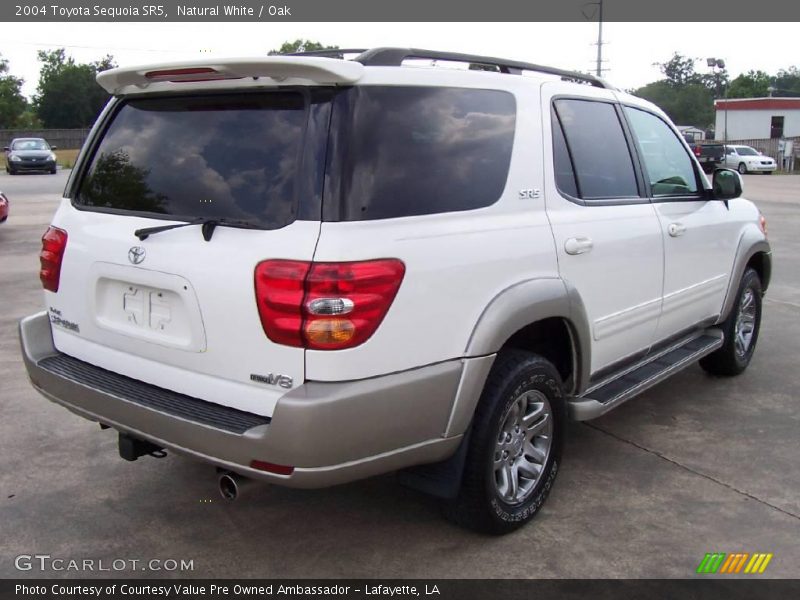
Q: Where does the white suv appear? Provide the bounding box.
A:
[20,48,771,534]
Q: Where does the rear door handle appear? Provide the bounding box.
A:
[564,237,594,255]
[668,222,687,237]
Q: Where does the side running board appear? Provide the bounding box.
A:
[568,329,724,421]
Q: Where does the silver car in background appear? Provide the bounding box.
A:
[4,138,58,175]
[723,145,776,174]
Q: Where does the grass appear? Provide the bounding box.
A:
[1,148,80,170]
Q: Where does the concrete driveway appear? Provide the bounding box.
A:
[1,171,798,578]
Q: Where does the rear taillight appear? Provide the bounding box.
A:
[694,146,702,156]
[144,67,241,83]
[39,226,68,292]
[254,259,405,350]
[254,260,311,347]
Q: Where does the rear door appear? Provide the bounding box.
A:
[542,83,664,374]
[48,90,330,416]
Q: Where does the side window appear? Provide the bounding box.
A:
[551,111,578,198]
[326,87,517,221]
[623,107,700,197]
[552,98,639,201]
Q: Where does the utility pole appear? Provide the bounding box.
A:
[595,0,604,77]
[707,58,727,140]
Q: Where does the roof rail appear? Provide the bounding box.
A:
[286,49,369,59]
[353,47,610,89]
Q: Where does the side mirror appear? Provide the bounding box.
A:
[50,145,58,150]
[712,168,742,201]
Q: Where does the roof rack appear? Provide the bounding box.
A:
[352,47,611,89]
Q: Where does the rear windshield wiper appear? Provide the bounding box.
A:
[134,218,257,242]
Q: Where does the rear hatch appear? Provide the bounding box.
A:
[47,89,331,416]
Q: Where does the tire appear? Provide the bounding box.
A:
[764,171,773,175]
[50,168,57,174]
[443,350,565,535]
[700,268,762,377]
[738,162,748,175]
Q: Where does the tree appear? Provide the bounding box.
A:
[81,150,166,213]
[268,39,339,55]
[33,49,117,128]
[0,53,26,128]
[633,53,720,127]
[633,80,715,127]
[773,67,800,96]
[657,52,728,93]
[15,108,42,129]
[727,70,771,99]
[658,53,701,86]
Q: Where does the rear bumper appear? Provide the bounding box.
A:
[20,312,463,488]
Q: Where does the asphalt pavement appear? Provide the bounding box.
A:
[1,170,798,578]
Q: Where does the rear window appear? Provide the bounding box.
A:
[74,93,309,229]
[324,86,516,221]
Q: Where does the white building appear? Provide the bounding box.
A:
[715,98,800,141]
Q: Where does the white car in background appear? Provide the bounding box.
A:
[723,145,776,174]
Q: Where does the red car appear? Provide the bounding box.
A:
[0,191,9,224]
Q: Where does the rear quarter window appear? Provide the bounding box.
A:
[324,86,517,221]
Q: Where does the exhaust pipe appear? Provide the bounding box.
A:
[217,470,252,501]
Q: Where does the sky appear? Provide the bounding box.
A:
[1,21,798,99]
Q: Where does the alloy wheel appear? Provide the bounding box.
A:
[493,390,553,505]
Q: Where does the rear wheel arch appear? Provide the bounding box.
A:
[463,277,591,394]
[503,317,576,392]
[404,282,591,503]
[449,279,591,439]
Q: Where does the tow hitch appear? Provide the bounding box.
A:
[118,432,167,461]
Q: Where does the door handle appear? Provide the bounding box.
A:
[668,222,687,237]
[564,237,594,255]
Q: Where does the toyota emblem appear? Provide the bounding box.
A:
[128,246,146,265]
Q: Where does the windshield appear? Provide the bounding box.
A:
[75,92,312,229]
[736,147,759,156]
[12,139,50,151]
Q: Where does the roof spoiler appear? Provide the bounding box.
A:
[96,57,364,95]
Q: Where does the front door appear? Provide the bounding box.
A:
[621,104,737,342]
